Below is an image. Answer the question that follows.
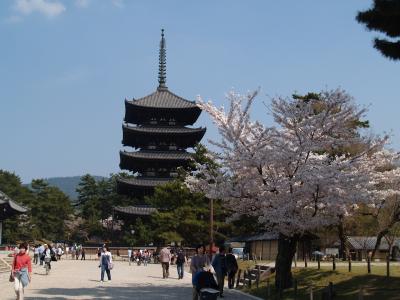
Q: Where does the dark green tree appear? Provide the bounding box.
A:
[357,0,400,60]
[0,170,73,242]
[145,144,232,247]
[30,179,73,241]
[147,180,231,247]
[75,174,103,239]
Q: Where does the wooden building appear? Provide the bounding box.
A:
[117,29,206,197]
[0,190,27,245]
[346,236,400,261]
[228,232,316,261]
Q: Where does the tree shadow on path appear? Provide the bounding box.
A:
[25,285,193,300]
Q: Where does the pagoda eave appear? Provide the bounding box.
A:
[124,100,202,126]
[116,177,172,196]
[119,150,193,172]
[122,125,206,149]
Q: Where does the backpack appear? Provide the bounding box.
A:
[176,252,185,264]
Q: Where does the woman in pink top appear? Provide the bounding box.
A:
[11,242,32,300]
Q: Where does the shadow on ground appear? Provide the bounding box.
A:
[25,285,193,300]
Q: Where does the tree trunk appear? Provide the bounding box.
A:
[275,234,298,290]
[338,219,348,260]
[371,229,388,259]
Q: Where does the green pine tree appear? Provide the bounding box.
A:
[357,0,400,60]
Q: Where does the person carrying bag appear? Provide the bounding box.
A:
[11,243,32,300]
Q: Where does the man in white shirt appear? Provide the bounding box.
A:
[159,246,171,279]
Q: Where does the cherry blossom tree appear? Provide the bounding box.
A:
[186,89,400,289]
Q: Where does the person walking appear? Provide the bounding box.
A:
[190,244,210,300]
[11,242,32,300]
[33,245,39,265]
[128,248,132,266]
[226,248,238,289]
[176,248,187,279]
[212,246,227,297]
[75,245,80,260]
[159,246,171,279]
[143,250,149,266]
[43,244,52,271]
[99,246,112,282]
[81,247,86,260]
[38,244,45,266]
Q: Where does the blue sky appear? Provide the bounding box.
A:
[0,0,398,183]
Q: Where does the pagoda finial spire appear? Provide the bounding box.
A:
[158,29,167,90]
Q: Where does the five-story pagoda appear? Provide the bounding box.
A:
[117,30,206,197]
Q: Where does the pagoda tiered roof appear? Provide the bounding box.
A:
[120,150,193,172]
[116,177,172,196]
[129,88,199,109]
[120,150,192,160]
[117,29,206,198]
[113,205,158,216]
[124,94,202,126]
[122,125,206,149]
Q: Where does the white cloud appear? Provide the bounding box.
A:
[14,0,66,18]
[75,0,90,8]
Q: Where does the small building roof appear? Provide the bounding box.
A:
[227,232,280,243]
[346,236,400,251]
[227,232,318,243]
[0,191,28,219]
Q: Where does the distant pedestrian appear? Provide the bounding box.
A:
[43,244,52,271]
[33,245,39,265]
[176,248,187,279]
[57,246,63,260]
[159,246,171,279]
[226,248,238,289]
[81,248,86,260]
[212,246,227,297]
[97,247,101,259]
[75,245,80,260]
[128,248,132,265]
[143,250,149,266]
[190,244,210,300]
[99,246,112,282]
[11,242,32,300]
[38,244,44,266]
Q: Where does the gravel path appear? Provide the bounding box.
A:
[1,259,260,299]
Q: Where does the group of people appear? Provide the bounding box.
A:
[33,243,88,263]
[127,248,152,266]
[67,244,86,260]
[157,244,238,299]
[32,243,56,272]
[158,246,188,280]
[9,241,239,299]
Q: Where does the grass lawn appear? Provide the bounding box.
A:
[237,262,400,299]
